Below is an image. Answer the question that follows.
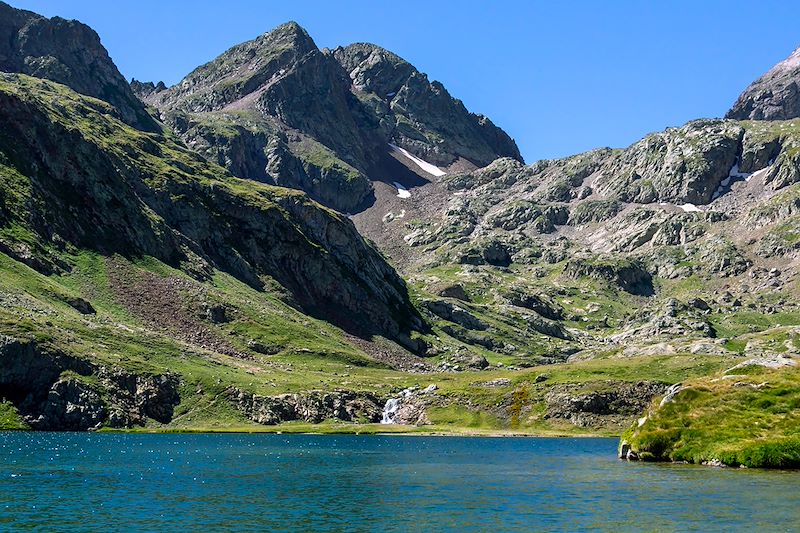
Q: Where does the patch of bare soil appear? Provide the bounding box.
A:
[344,334,431,372]
[106,257,248,359]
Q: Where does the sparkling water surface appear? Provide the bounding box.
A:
[1,433,798,532]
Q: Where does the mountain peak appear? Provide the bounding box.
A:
[0,0,157,131]
[257,20,317,52]
[726,45,800,121]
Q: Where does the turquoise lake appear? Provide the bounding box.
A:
[1,433,798,531]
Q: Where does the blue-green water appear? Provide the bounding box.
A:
[1,433,798,532]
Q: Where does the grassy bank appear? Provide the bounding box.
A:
[622,363,800,468]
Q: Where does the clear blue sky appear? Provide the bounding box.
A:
[9,0,800,163]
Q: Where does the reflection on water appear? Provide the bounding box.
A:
[0,433,798,532]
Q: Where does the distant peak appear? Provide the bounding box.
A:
[268,21,312,40]
[255,20,317,53]
[726,44,800,121]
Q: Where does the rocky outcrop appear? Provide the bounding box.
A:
[228,387,383,424]
[99,369,181,427]
[0,335,180,430]
[33,378,106,431]
[727,46,800,121]
[421,300,487,330]
[563,257,654,296]
[612,298,715,342]
[0,1,157,131]
[504,290,564,320]
[545,381,667,427]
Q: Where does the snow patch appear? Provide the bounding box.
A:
[679,203,703,213]
[712,159,754,201]
[393,181,411,198]
[729,162,751,180]
[388,143,446,176]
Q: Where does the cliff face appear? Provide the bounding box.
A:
[0,1,157,131]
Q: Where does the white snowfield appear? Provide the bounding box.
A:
[679,203,703,213]
[393,181,411,198]
[388,143,446,176]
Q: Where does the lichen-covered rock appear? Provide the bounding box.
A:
[563,257,654,296]
[568,199,622,225]
[595,120,742,205]
[544,381,667,427]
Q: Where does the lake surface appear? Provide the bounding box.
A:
[1,433,798,532]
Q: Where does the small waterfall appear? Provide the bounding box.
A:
[381,398,401,424]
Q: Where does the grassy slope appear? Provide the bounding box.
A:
[0,246,743,434]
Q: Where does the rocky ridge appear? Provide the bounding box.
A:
[135,22,521,213]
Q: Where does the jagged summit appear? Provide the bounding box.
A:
[727,45,800,121]
[0,1,157,131]
[136,21,522,212]
[333,42,522,168]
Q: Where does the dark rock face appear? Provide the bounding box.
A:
[35,378,106,431]
[544,381,667,427]
[0,1,157,131]
[99,369,181,427]
[63,296,95,315]
[333,42,522,168]
[228,387,383,425]
[0,335,180,430]
[727,47,800,121]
